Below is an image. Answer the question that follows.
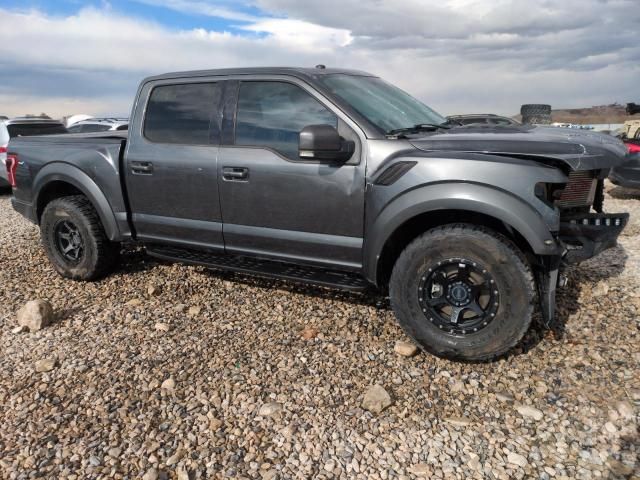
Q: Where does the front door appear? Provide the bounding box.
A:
[217,79,366,270]
[125,80,225,250]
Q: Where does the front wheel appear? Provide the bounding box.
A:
[389,224,535,361]
[41,195,119,280]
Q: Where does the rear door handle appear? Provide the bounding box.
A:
[222,167,249,181]
[131,161,154,174]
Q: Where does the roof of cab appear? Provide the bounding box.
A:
[142,67,375,84]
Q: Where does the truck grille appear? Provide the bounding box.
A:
[557,171,597,208]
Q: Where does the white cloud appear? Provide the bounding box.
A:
[0,2,637,119]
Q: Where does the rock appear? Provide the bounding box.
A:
[258,402,283,417]
[88,455,101,466]
[188,306,202,316]
[592,281,609,297]
[300,326,319,340]
[603,421,617,433]
[11,326,25,334]
[468,456,481,471]
[261,469,278,480]
[209,417,223,430]
[507,452,528,468]
[176,466,190,480]
[174,304,187,313]
[143,468,159,480]
[450,381,465,393]
[35,358,57,373]
[166,448,184,466]
[16,300,54,332]
[608,459,634,476]
[615,400,634,418]
[147,285,161,296]
[444,416,472,427]
[410,463,431,476]
[161,378,176,391]
[126,299,142,306]
[107,447,122,458]
[154,322,170,332]
[495,392,515,403]
[361,385,393,414]
[516,404,544,421]
[394,340,418,357]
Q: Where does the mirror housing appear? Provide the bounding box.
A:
[299,125,355,162]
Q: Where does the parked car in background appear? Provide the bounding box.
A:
[1,117,68,186]
[0,121,9,187]
[7,67,630,361]
[610,129,640,190]
[446,114,520,126]
[67,118,128,133]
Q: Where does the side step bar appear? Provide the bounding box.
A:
[146,245,370,292]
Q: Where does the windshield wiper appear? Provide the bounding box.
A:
[386,123,452,137]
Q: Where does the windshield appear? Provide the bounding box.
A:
[317,74,446,134]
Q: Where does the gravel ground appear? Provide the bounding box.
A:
[0,184,638,480]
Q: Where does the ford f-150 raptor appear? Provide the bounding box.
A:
[6,67,630,361]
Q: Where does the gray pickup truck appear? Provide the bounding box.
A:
[7,67,630,360]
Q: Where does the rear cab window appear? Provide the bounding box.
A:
[144,83,223,145]
[7,124,68,137]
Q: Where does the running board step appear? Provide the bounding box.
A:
[146,245,370,292]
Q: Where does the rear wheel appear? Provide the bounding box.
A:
[389,224,535,361]
[41,195,119,280]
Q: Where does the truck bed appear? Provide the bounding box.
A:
[8,131,130,239]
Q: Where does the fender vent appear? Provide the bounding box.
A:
[374,161,417,186]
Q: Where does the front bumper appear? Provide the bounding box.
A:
[559,213,629,263]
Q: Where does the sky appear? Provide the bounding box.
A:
[0,0,638,118]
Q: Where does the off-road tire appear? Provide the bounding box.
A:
[41,195,119,280]
[389,224,535,361]
[520,104,551,116]
[521,104,552,125]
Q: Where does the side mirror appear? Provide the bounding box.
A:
[299,125,355,162]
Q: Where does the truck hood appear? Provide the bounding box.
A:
[409,125,628,171]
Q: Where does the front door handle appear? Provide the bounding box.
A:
[222,167,249,181]
[131,161,154,175]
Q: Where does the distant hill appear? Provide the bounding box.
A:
[515,103,638,124]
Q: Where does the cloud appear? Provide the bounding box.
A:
[0,1,637,118]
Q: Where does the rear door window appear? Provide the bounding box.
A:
[235,81,337,159]
[144,82,222,145]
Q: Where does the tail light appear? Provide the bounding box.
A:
[627,143,640,154]
[6,153,18,188]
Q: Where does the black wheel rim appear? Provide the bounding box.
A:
[418,258,499,335]
[54,220,84,263]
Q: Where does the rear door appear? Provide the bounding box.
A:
[216,77,366,270]
[124,79,225,250]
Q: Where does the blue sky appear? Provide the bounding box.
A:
[0,0,638,118]
[0,0,263,31]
